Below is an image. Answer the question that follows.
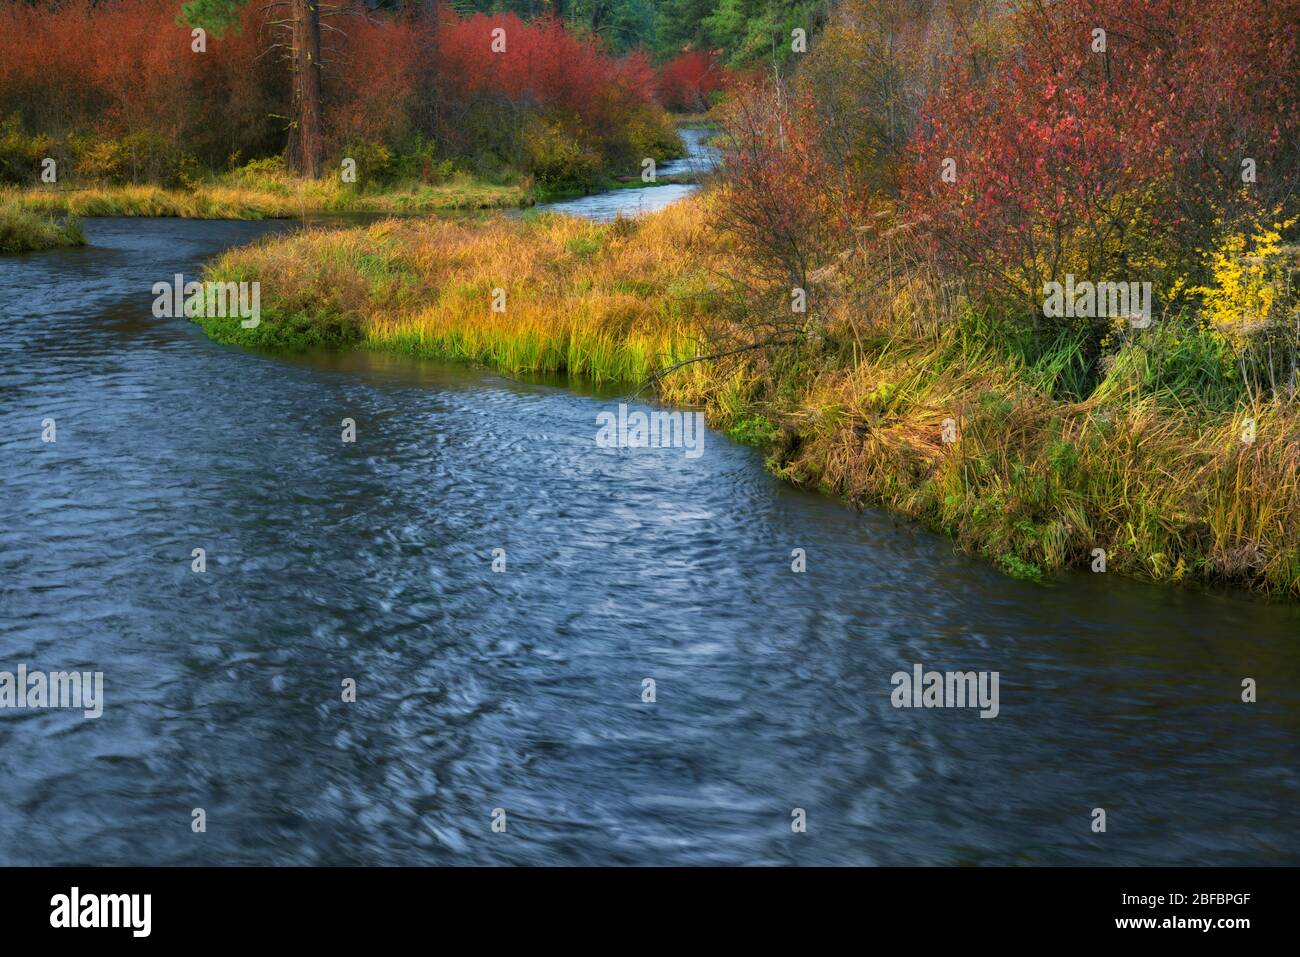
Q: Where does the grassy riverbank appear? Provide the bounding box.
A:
[201,196,1300,598]
[0,202,84,252]
[1,170,531,221]
[200,197,732,380]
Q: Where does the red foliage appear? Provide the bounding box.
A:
[0,0,282,165]
[900,0,1300,302]
[657,50,726,113]
[437,13,656,118]
[0,2,667,172]
[326,11,431,151]
[713,77,848,292]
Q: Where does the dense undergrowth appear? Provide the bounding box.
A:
[0,2,686,201]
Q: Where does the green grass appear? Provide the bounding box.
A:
[0,169,532,221]
[0,203,84,253]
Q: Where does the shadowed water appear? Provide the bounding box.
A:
[0,198,1297,867]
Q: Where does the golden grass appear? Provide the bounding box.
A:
[205,194,734,388]
[0,172,530,220]
[761,328,1300,594]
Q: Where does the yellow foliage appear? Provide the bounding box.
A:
[1195,215,1298,345]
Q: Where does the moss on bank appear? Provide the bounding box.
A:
[199,195,1300,598]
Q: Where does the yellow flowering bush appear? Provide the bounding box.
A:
[1197,217,1297,343]
[1194,214,1300,397]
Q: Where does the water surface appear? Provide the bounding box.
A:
[536,126,717,221]
[0,187,1297,867]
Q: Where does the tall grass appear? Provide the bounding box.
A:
[204,196,732,385]
[0,202,84,253]
[760,315,1300,595]
[0,171,530,220]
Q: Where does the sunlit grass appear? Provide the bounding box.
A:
[0,171,531,220]
[204,195,732,385]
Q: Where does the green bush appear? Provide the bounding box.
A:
[67,131,198,187]
[235,155,285,177]
[620,107,687,167]
[389,137,457,185]
[0,114,59,185]
[522,119,601,191]
[338,141,398,187]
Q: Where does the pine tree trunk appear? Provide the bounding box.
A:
[289,0,323,178]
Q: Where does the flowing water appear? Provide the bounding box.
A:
[530,126,718,221]
[0,135,1297,865]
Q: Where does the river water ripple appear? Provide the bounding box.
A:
[0,145,1297,865]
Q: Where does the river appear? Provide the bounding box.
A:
[538,126,719,221]
[0,133,1297,865]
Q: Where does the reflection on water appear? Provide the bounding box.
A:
[0,200,1297,867]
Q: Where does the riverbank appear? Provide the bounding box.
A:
[0,172,531,221]
[0,120,705,221]
[0,203,84,253]
[12,213,1298,867]
[0,152,709,221]
[200,196,1300,598]
[199,196,729,377]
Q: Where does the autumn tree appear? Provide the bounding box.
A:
[902,0,1300,317]
[181,0,324,177]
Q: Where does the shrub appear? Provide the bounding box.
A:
[0,116,60,186]
[621,108,687,165]
[1195,218,1300,399]
[658,50,725,113]
[902,0,1300,320]
[338,141,398,187]
[522,119,602,191]
[70,132,198,186]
